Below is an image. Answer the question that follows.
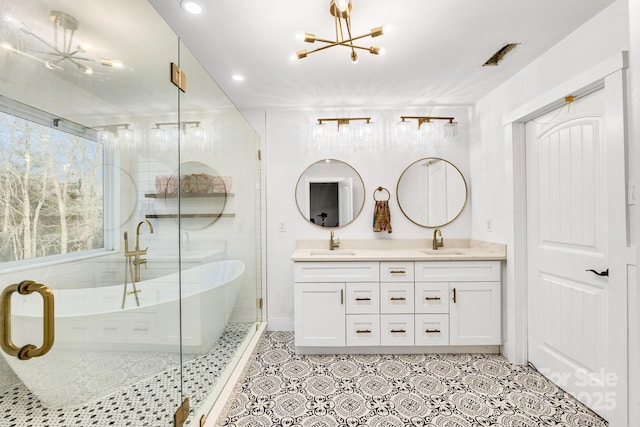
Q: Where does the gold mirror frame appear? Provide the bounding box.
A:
[294,159,366,229]
[396,157,468,228]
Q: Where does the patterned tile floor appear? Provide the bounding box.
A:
[218,331,608,427]
[0,323,253,427]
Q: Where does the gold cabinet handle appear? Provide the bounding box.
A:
[389,269,406,275]
[390,329,406,333]
[390,297,406,301]
[425,297,441,301]
[452,287,457,304]
[0,280,55,360]
[425,329,441,333]
[340,289,344,305]
[355,297,371,301]
[356,329,371,334]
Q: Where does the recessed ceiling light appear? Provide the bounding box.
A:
[231,74,245,82]
[180,0,202,15]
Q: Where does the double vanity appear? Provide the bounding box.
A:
[291,156,505,354]
[291,239,506,354]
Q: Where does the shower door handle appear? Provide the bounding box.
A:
[0,281,55,360]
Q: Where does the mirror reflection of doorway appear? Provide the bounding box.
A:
[309,182,339,227]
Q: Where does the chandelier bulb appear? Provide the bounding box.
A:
[335,0,350,12]
[351,51,359,64]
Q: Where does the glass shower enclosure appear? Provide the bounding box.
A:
[0,0,262,425]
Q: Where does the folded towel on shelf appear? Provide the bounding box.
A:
[373,200,392,233]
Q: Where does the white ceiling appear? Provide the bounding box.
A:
[148,0,615,113]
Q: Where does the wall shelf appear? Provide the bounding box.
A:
[144,193,233,198]
[145,213,235,219]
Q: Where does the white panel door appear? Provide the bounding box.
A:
[526,88,625,422]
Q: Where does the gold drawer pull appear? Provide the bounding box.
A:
[356,329,371,334]
[389,270,406,275]
[1,280,55,360]
[355,297,371,301]
[452,288,457,304]
[390,297,406,301]
[390,329,406,333]
[425,297,441,301]
[425,329,441,333]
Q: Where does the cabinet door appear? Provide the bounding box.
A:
[449,282,501,345]
[294,282,345,347]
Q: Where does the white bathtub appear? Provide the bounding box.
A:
[2,259,245,408]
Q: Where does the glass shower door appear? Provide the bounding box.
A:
[176,41,263,425]
[0,0,186,424]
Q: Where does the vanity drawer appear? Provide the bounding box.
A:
[346,315,380,346]
[346,283,379,314]
[380,315,414,346]
[415,261,501,282]
[380,262,414,282]
[380,282,414,314]
[294,262,379,282]
[415,282,450,314]
[415,314,449,346]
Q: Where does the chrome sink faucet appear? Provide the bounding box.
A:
[432,227,444,250]
[329,229,340,251]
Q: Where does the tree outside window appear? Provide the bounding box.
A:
[0,111,104,262]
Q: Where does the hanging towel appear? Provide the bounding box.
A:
[373,200,392,233]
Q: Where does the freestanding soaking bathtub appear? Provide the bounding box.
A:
[2,259,245,408]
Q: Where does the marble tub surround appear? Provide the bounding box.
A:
[291,239,506,261]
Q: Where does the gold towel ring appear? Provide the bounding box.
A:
[373,186,390,201]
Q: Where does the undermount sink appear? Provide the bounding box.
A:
[309,250,357,256]
[420,249,466,255]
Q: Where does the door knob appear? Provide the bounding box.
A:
[586,269,609,277]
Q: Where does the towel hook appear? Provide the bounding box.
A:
[373,186,390,201]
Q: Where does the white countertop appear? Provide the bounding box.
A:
[291,239,506,262]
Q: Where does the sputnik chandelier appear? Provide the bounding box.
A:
[1,10,122,75]
[296,0,384,64]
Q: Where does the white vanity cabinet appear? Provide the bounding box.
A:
[294,258,502,352]
[415,261,501,346]
[293,262,379,347]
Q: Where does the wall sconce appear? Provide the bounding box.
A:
[151,121,207,150]
[310,117,375,150]
[398,116,458,139]
[94,124,133,146]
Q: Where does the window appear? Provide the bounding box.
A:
[0,106,105,263]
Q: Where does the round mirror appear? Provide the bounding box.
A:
[295,159,365,228]
[396,157,467,228]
